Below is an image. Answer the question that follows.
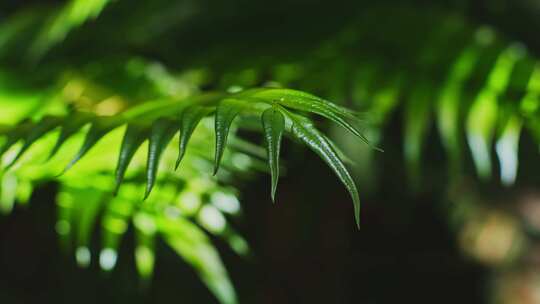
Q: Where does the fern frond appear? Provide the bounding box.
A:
[180,7,540,187]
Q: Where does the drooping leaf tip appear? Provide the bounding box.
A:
[174,153,185,171]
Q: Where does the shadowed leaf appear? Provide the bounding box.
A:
[133,212,157,282]
[114,124,149,195]
[261,107,285,201]
[404,81,433,183]
[48,112,94,160]
[175,106,214,170]
[0,120,33,156]
[214,100,243,175]
[281,108,361,228]
[100,196,134,272]
[6,116,62,168]
[63,117,121,174]
[145,118,178,199]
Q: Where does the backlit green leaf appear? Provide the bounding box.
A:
[436,45,479,173]
[100,196,134,272]
[133,212,157,282]
[0,120,33,156]
[29,0,111,60]
[404,81,433,182]
[62,187,105,268]
[495,115,522,186]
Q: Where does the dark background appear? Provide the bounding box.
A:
[0,120,487,304]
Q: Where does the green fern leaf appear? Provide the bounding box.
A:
[133,212,157,282]
[404,82,433,183]
[6,116,61,168]
[436,45,479,173]
[280,107,361,228]
[68,187,105,267]
[175,106,214,170]
[244,88,358,118]
[214,99,243,175]
[245,88,375,146]
[261,107,285,202]
[63,117,121,173]
[0,121,33,156]
[29,0,111,60]
[114,124,149,195]
[48,112,94,160]
[100,195,134,272]
[145,118,178,199]
[495,115,522,186]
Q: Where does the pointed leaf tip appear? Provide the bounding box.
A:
[176,106,214,170]
[281,108,361,228]
[145,118,178,199]
[261,107,285,202]
[48,113,93,161]
[5,116,61,169]
[114,124,148,195]
[214,100,243,175]
[63,118,120,174]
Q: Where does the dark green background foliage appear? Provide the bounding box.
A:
[1,0,540,303]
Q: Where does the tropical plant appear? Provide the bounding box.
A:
[2,0,540,303]
[0,1,373,303]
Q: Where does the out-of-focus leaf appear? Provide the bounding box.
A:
[0,121,33,156]
[0,8,44,58]
[261,107,285,201]
[29,0,111,60]
[6,116,61,168]
[495,115,522,186]
[466,91,499,179]
[0,172,17,214]
[158,216,237,304]
[63,117,121,173]
[48,112,93,159]
[437,45,479,172]
[466,46,521,179]
[404,81,433,182]
[56,188,75,252]
[100,196,134,271]
[59,187,104,267]
[133,212,157,282]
